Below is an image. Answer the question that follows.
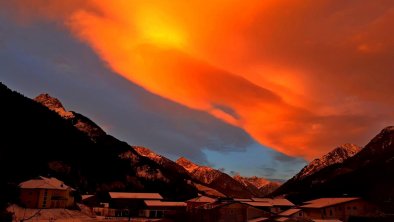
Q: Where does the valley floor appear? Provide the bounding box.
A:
[7,205,164,222]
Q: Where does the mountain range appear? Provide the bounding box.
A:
[34,91,280,198]
[134,146,282,198]
[3,81,394,212]
[233,174,281,197]
[272,127,394,212]
[0,82,278,207]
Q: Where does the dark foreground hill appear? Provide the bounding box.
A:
[0,82,197,208]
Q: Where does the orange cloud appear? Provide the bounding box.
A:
[4,0,394,160]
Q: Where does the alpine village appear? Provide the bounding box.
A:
[1,82,394,222]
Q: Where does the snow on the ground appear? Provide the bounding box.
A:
[7,204,94,222]
[7,204,165,221]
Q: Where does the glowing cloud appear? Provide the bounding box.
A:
[4,0,394,159]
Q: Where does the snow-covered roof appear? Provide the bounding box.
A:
[248,216,269,222]
[81,195,94,200]
[198,201,250,210]
[242,201,272,207]
[278,208,302,216]
[19,176,74,190]
[251,198,294,206]
[109,192,163,200]
[271,199,295,206]
[187,195,216,203]
[144,200,186,207]
[302,197,360,208]
[252,198,271,202]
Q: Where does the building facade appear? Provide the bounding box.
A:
[301,197,377,222]
[19,176,75,209]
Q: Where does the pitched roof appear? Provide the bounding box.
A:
[81,195,95,200]
[109,192,163,200]
[197,201,249,210]
[248,217,269,222]
[279,208,302,216]
[19,176,73,190]
[250,198,294,206]
[242,201,272,207]
[271,199,295,206]
[144,200,186,207]
[301,197,360,208]
[187,195,216,203]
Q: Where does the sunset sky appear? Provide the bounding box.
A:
[1,0,394,179]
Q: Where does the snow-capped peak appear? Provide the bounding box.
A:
[176,157,200,173]
[294,143,361,180]
[233,175,270,189]
[34,93,74,119]
[34,93,105,139]
[134,146,162,160]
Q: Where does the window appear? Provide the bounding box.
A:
[330,209,333,216]
[42,189,49,208]
[353,206,357,210]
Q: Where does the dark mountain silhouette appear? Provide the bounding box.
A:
[275,143,361,195]
[272,127,394,212]
[34,93,106,140]
[0,82,197,209]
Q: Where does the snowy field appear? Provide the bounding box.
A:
[7,205,162,222]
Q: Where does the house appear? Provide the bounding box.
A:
[276,208,305,221]
[242,198,295,214]
[189,199,271,222]
[141,200,187,220]
[242,201,273,213]
[300,197,377,222]
[270,198,296,213]
[186,195,216,212]
[19,176,75,209]
[108,192,163,217]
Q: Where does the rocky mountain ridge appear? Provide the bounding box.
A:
[272,127,394,212]
[233,175,281,197]
[177,157,259,198]
[35,93,106,139]
[293,143,361,181]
